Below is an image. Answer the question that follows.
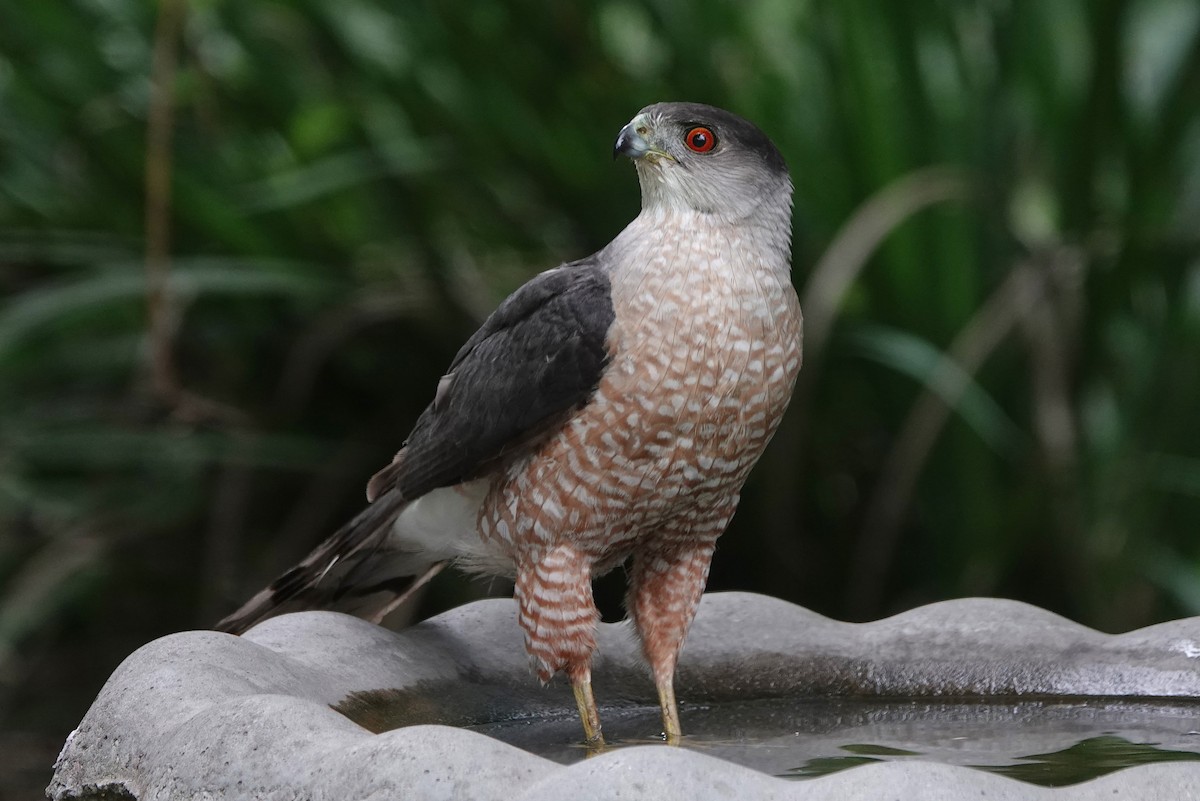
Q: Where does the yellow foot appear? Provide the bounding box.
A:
[658,680,682,744]
[573,677,605,747]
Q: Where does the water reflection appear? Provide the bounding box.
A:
[461,697,1200,786]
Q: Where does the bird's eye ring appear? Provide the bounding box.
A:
[684,127,716,153]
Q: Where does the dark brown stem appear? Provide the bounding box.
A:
[144,0,186,404]
[143,0,245,426]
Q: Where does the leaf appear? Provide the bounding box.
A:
[849,324,1026,457]
[0,258,332,361]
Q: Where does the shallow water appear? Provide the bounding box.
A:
[467,697,1200,787]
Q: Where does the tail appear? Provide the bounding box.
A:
[215,489,445,635]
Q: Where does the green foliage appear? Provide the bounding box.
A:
[1,0,1199,789]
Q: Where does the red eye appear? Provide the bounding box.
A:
[684,126,716,153]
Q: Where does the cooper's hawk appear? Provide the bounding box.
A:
[218,102,802,746]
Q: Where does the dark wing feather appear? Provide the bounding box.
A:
[217,258,614,634]
[369,257,615,501]
[214,490,421,634]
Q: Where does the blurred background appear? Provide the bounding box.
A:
[2,0,1199,795]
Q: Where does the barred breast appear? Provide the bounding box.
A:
[477,209,802,570]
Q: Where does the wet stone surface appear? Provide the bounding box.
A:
[49,593,1200,800]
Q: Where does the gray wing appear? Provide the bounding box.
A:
[367,257,615,501]
[216,258,616,635]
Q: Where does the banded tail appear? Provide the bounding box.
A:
[214,489,445,635]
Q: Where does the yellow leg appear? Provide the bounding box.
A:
[572,676,605,747]
[658,679,682,744]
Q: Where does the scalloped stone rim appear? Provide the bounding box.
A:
[48,592,1200,800]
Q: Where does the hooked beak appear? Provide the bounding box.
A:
[613,117,675,163]
[613,122,649,160]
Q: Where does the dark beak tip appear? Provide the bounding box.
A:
[613,123,650,161]
[613,130,629,161]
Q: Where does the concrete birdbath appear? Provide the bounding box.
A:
[48,592,1200,799]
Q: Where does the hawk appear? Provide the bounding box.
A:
[218,102,802,746]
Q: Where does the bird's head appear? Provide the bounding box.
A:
[614,102,792,226]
